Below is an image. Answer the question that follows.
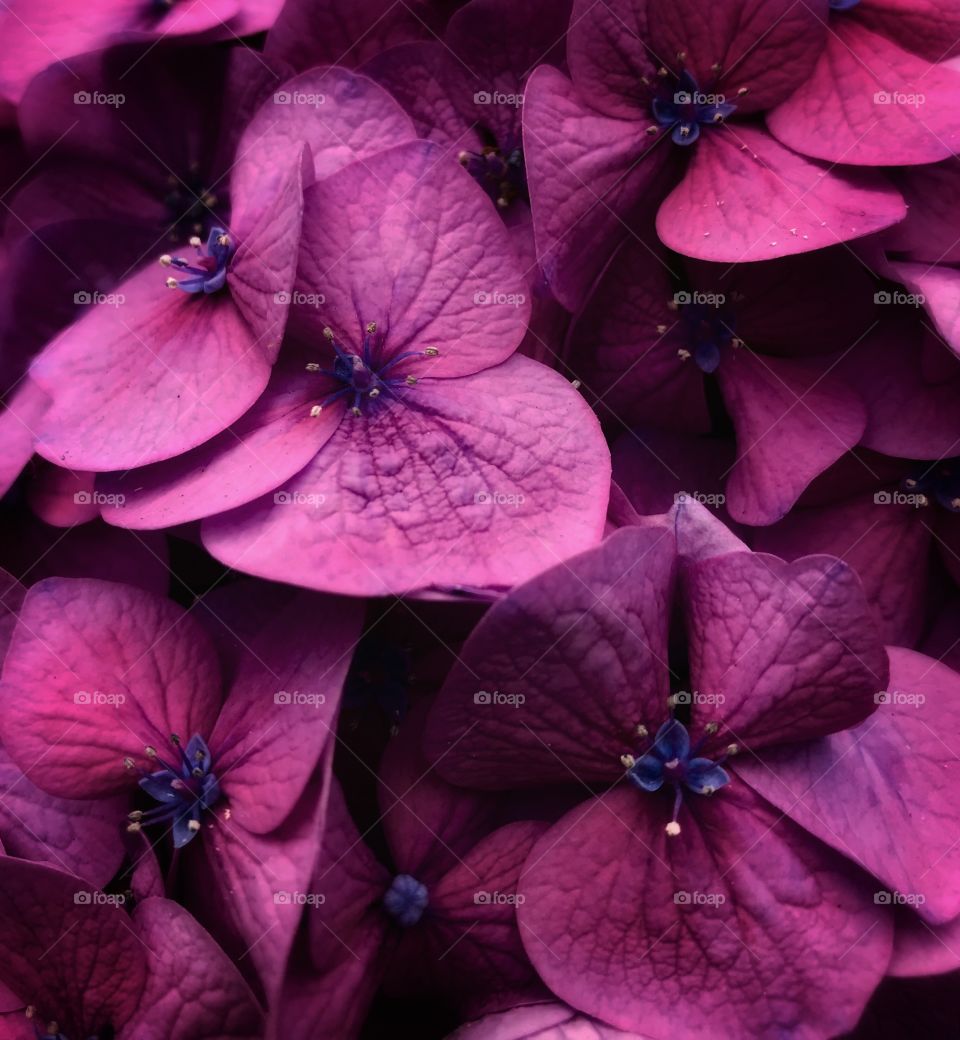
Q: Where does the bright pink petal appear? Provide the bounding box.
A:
[99,353,341,529]
[203,355,610,596]
[450,1004,647,1040]
[768,22,960,165]
[126,899,263,1040]
[657,126,906,261]
[424,527,675,788]
[517,784,891,1038]
[294,139,529,377]
[719,349,867,525]
[739,647,960,923]
[230,66,415,210]
[685,551,888,749]
[888,908,960,977]
[30,264,271,470]
[0,578,221,798]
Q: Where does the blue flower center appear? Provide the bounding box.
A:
[901,460,960,512]
[124,734,221,848]
[673,293,740,372]
[651,71,737,147]
[383,874,429,927]
[306,322,440,418]
[625,719,732,836]
[458,130,527,210]
[158,227,232,294]
[829,0,861,10]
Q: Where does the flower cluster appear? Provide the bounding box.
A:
[0,0,958,1037]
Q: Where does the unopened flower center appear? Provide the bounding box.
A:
[161,166,221,242]
[305,322,440,418]
[671,294,740,372]
[383,873,429,927]
[124,734,221,848]
[650,70,738,147]
[158,227,232,295]
[829,0,861,10]
[901,460,960,512]
[622,719,734,836]
[458,129,527,210]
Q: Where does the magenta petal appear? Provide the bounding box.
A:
[211,591,362,833]
[203,356,610,596]
[0,858,147,1037]
[888,261,960,360]
[646,0,828,111]
[30,264,271,470]
[424,526,675,788]
[837,320,960,457]
[294,139,529,377]
[753,496,930,646]
[126,899,263,1040]
[568,240,709,431]
[305,782,390,1039]
[523,64,675,311]
[265,0,421,70]
[389,820,548,1015]
[886,158,960,262]
[685,551,888,748]
[517,785,891,1037]
[0,744,125,887]
[719,349,867,525]
[99,355,341,529]
[450,1004,643,1040]
[0,380,49,496]
[379,701,498,880]
[888,909,960,978]
[739,648,960,923]
[230,66,415,208]
[768,22,960,165]
[657,126,906,261]
[190,772,329,1007]
[0,578,221,798]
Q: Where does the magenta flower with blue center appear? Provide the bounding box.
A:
[424,504,960,1036]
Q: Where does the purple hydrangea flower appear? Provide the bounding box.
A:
[0,857,263,1039]
[98,140,609,596]
[424,506,960,1036]
[0,577,362,1006]
[522,0,907,308]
